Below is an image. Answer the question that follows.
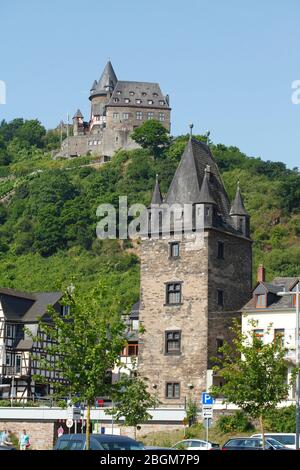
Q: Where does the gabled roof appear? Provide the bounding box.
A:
[243,277,299,311]
[165,137,231,222]
[230,183,248,216]
[0,288,62,322]
[151,175,163,205]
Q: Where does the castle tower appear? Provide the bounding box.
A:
[138,135,252,404]
[89,61,118,134]
[72,109,84,136]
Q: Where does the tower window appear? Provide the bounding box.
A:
[113,112,118,121]
[116,90,122,95]
[239,218,244,231]
[129,91,135,96]
[169,242,180,258]
[158,112,165,121]
[113,98,119,103]
[148,100,154,105]
[147,112,154,120]
[217,289,224,307]
[123,113,129,120]
[166,382,180,399]
[217,241,224,259]
[166,282,182,305]
[159,100,165,105]
[165,331,181,355]
[136,111,143,120]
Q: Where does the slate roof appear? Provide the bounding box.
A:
[129,300,140,320]
[165,137,231,223]
[73,109,83,119]
[199,168,217,205]
[151,175,163,205]
[107,81,170,109]
[230,184,248,216]
[0,288,62,322]
[243,278,299,311]
[89,61,118,99]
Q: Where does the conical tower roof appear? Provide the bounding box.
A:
[165,136,231,221]
[151,175,163,205]
[230,182,248,216]
[199,167,217,205]
[90,61,118,98]
[73,109,83,119]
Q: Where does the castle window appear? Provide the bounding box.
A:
[122,343,138,356]
[123,113,129,120]
[217,241,224,259]
[142,92,147,96]
[95,116,100,121]
[88,141,93,146]
[124,98,130,104]
[129,91,135,96]
[165,331,181,355]
[256,294,266,308]
[158,112,165,121]
[217,289,224,307]
[148,100,154,105]
[113,113,118,121]
[113,98,119,103]
[153,92,158,97]
[136,99,142,104]
[169,242,180,258]
[159,100,165,105]
[239,218,244,231]
[136,111,143,120]
[117,90,122,95]
[166,282,182,305]
[166,382,180,399]
[147,112,154,120]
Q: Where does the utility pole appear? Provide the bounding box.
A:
[67,114,70,158]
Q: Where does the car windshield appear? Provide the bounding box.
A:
[56,439,83,450]
[265,438,286,449]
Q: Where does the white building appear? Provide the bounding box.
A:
[242,265,299,401]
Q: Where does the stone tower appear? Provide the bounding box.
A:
[137,136,252,405]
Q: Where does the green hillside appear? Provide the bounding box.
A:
[0,118,299,309]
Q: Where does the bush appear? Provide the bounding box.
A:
[264,406,296,432]
[217,411,254,433]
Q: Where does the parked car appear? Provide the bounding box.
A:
[54,434,144,450]
[0,445,16,450]
[172,439,220,450]
[222,437,291,450]
[251,433,296,450]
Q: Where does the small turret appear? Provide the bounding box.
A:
[72,109,84,136]
[149,175,163,236]
[198,165,218,227]
[230,182,250,237]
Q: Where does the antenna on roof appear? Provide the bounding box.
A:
[189,123,193,138]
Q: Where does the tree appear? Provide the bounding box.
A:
[108,374,157,439]
[211,319,297,448]
[131,120,170,158]
[29,281,128,450]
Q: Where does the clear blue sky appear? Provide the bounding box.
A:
[1,0,300,168]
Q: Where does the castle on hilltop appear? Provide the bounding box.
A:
[58,61,171,161]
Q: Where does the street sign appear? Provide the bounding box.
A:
[66,418,74,428]
[73,407,81,420]
[204,418,213,428]
[202,408,213,419]
[201,392,214,405]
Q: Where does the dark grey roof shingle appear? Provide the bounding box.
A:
[165,137,231,223]
[199,168,217,205]
[107,81,170,109]
[90,61,118,97]
[151,175,163,205]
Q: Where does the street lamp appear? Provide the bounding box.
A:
[278,283,300,449]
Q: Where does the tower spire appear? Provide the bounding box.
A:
[151,174,163,205]
[230,181,248,216]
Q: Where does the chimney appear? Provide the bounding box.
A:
[257,264,266,283]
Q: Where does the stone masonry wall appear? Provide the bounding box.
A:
[0,421,55,450]
[138,233,210,405]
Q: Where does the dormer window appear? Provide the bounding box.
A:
[142,92,147,96]
[116,90,122,95]
[148,99,154,105]
[113,98,119,103]
[136,99,142,104]
[129,91,134,96]
[124,98,130,103]
[159,100,165,105]
[153,92,158,97]
[256,294,266,308]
